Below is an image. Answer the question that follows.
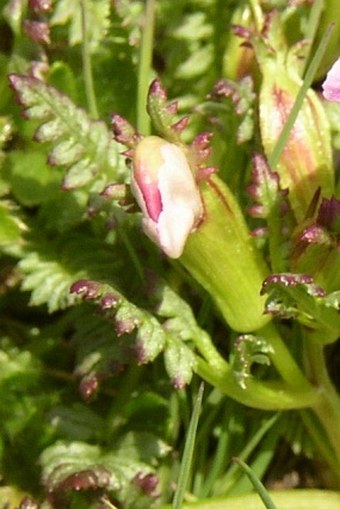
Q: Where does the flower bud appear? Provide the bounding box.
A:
[258,43,334,221]
[322,57,340,102]
[131,136,203,259]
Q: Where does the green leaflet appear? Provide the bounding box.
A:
[0,200,24,246]
[40,433,168,505]
[8,74,125,191]
[19,234,123,313]
[50,0,111,51]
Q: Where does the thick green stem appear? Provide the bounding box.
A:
[137,0,156,134]
[80,0,99,118]
[196,357,319,411]
[260,323,312,393]
[306,338,340,482]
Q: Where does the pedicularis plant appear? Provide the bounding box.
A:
[0,0,340,508]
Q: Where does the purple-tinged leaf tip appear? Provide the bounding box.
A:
[171,115,189,133]
[210,79,241,104]
[262,273,313,291]
[115,317,140,336]
[231,24,252,40]
[317,196,340,233]
[53,468,111,492]
[23,20,50,45]
[134,472,159,496]
[29,0,52,13]
[166,101,178,115]
[149,78,167,101]
[172,376,186,390]
[79,374,100,400]
[100,183,128,200]
[101,293,120,309]
[261,273,326,297]
[111,113,140,148]
[196,166,217,181]
[70,280,99,299]
[18,498,39,509]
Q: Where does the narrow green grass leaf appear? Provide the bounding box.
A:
[268,23,334,169]
[172,383,204,509]
[233,458,277,509]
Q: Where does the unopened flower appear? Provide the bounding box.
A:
[253,13,334,221]
[322,57,340,102]
[131,136,203,259]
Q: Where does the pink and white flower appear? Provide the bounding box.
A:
[322,57,340,102]
[131,136,203,259]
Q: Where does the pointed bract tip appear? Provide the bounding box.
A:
[149,78,167,101]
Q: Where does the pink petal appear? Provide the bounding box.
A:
[322,57,340,102]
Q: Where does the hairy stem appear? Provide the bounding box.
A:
[80,0,99,118]
[137,0,156,135]
[306,337,340,483]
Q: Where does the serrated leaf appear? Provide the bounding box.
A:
[40,435,163,501]
[248,154,285,219]
[163,336,196,389]
[48,403,105,441]
[261,273,340,341]
[114,431,171,463]
[248,154,294,272]
[0,115,13,149]
[0,344,40,385]
[209,76,256,144]
[19,234,122,313]
[51,0,111,51]
[0,200,25,245]
[70,279,166,365]
[9,74,125,191]
[70,310,134,399]
[7,149,60,206]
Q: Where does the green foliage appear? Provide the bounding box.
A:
[0,0,339,508]
[261,273,340,342]
[9,74,125,191]
[51,0,111,51]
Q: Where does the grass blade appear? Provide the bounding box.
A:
[172,383,204,509]
[233,458,277,509]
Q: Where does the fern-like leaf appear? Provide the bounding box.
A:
[19,234,122,313]
[50,0,111,51]
[70,279,166,366]
[8,74,125,191]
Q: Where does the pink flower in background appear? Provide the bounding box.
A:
[322,57,340,102]
[132,136,203,259]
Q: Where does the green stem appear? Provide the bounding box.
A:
[196,357,318,411]
[306,338,340,482]
[247,0,264,31]
[192,321,315,410]
[192,327,229,373]
[137,0,156,135]
[259,323,312,392]
[80,0,99,118]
